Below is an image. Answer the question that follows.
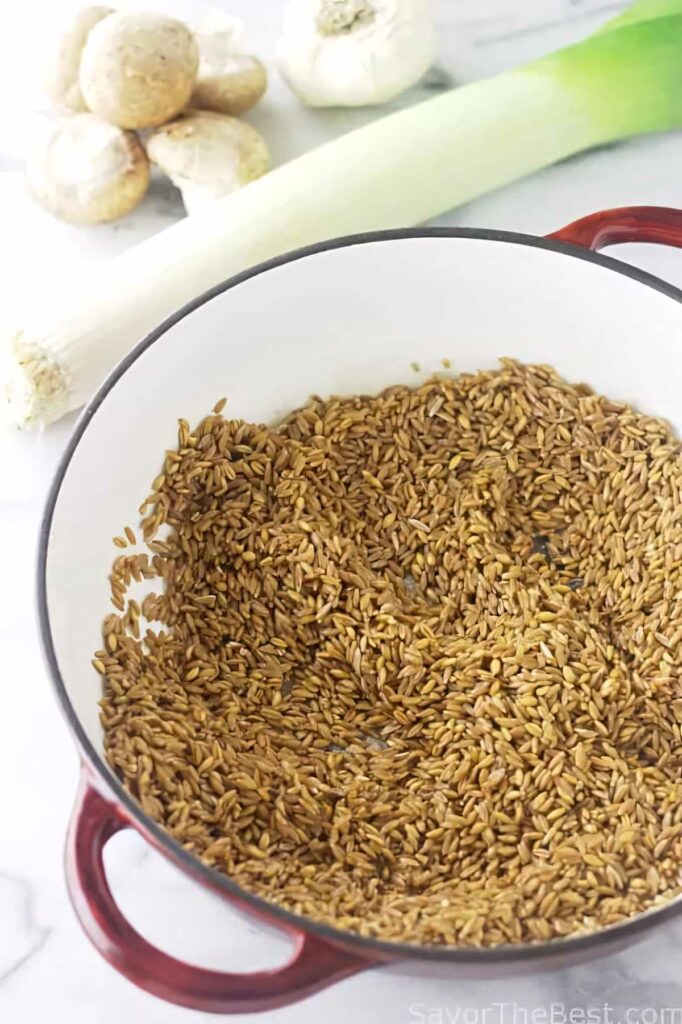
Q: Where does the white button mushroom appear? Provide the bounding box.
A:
[193,53,267,117]
[146,110,269,215]
[26,113,149,225]
[45,6,114,112]
[79,12,199,130]
[191,11,267,116]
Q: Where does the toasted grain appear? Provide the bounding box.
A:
[97,360,682,948]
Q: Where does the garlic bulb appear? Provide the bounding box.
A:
[276,0,435,107]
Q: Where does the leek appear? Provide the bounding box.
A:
[5,0,682,427]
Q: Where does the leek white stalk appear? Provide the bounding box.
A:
[5,3,682,427]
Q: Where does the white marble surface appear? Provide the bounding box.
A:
[2,0,682,1020]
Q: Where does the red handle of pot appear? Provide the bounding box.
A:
[65,782,372,1014]
[547,205,682,251]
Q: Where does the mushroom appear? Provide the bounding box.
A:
[146,110,269,215]
[25,113,149,225]
[193,53,267,117]
[79,12,199,130]
[191,11,267,116]
[45,6,114,112]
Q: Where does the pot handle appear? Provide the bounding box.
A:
[547,205,682,251]
[65,782,372,1014]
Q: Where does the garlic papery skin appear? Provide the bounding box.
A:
[276,0,435,107]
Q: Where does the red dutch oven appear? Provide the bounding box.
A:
[39,207,682,1013]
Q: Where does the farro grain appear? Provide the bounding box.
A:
[97,361,682,947]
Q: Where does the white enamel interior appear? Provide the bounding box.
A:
[44,235,682,759]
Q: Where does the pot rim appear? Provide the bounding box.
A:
[38,224,682,964]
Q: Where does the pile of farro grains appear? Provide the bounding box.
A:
[95,359,682,947]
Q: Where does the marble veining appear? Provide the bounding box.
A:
[0,873,51,983]
[1,0,682,1020]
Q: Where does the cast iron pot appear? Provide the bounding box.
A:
[39,207,682,1013]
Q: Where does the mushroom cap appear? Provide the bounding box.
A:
[79,12,199,130]
[192,54,267,116]
[45,6,114,112]
[26,113,149,225]
[190,11,266,116]
[147,110,269,198]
